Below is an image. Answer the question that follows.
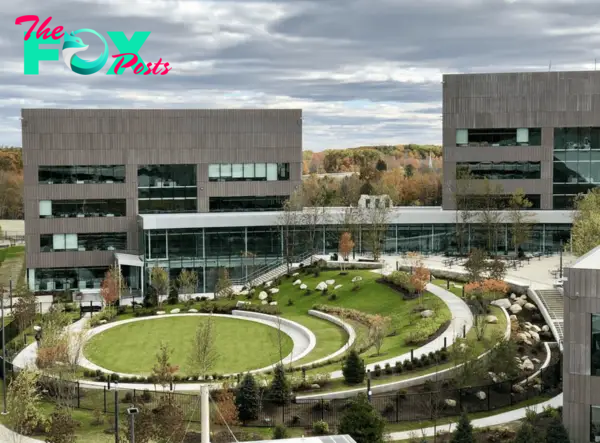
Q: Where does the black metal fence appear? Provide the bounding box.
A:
[24,359,562,428]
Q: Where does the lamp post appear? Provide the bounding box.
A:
[127,406,139,443]
[114,382,119,443]
[1,281,7,415]
[559,239,563,279]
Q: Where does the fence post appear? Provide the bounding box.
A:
[443,337,447,349]
[487,385,490,411]
[77,382,80,408]
[458,387,461,411]
[396,393,399,423]
[446,280,450,289]
[321,399,324,421]
[509,382,513,406]
[462,286,465,297]
[103,387,107,413]
[282,399,286,424]
[410,349,414,361]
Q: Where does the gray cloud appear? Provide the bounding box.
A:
[2,0,600,149]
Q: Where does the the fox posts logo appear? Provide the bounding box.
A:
[15,15,172,75]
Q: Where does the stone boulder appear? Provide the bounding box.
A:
[261,300,268,305]
[444,399,457,407]
[510,304,523,314]
[269,301,278,306]
[475,391,487,400]
[334,284,343,290]
[520,359,534,371]
[486,315,498,324]
[531,325,541,332]
[351,276,363,283]
[310,384,321,390]
[316,282,328,291]
[488,372,499,383]
[421,310,434,318]
[531,357,541,364]
[156,311,166,315]
[516,333,529,343]
[258,291,268,300]
[492,298,511,310]
[188,308,198,313]
[542,325,550,332]
[524,303,537,311]
[516,298,528,307]
[509,315,518,322]
[99,319,107,325]
[510,293,518,300]
[239,290,249,296]
[529,331,540,342]
[292,272,299,277]
[300,284,307,290]
[293,279,302,286]
[326,279,335,285]
[512,384,525,393]
[236,300,250,308]
[269,288,279,294]
[170,308,181,314]
[265,280,273,288]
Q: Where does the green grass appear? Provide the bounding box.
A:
[298,305,507,394]
[84,316,293,376]
[433,278,464,298]
[227,270,451,375]
[0,246,24,288]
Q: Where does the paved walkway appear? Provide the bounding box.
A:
[0,424,43,442]
[387,393,563,441]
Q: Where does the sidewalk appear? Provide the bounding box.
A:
[387,393,563,441]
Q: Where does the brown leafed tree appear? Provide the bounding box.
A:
[12,283,37,332]
[211,384,239,426]
[338,232,355,271]
[411,261,430,305]
[100,265,126,309]
[508,189,536,256]
[214,267,233,299]
[152,341,179,389]
[368,315,392,355]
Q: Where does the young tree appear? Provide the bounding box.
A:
[279,194,302,273]
[7,368,43,436]
[463,248,488,283]
[339,232,355,272]
[342,349,366,384]
[12,283,37,332]
[476,179,505,254]
[451,412,475,443]
[338,393,386,443]
[514,422,543,443]
[176,269,198,303]
[100,265,126,310]
[211,385,239,426]
[268,364,291,405]
[508,189,536,256]
[235,373,260,424]
[339,206,363,260]
[152,395,186,442]
[45,406,78,443]
[570,188,600,256]
[188,313,219,378]
[149,266,169,306]
[369,315,391,355]
[363,203,390,260]
[545,416,570,443]
[152,341,179,389]
[214,267,233,299]
[450,338,487,387]
[410,262,431,305]
[453,168,476,256]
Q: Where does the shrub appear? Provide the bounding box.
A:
[45,406,78,443]
[313,420,329,436]
[342,350,366,385]
[122,392,133,403]
[273,424,289,439]
[384,363,393,375]
[141,390,152,402]
[328,293,337,301]
[403,359,413,371]
[373,365,382,377]
[405,313,451,345]
[394,361,404,374]
[423,379,434,392]
[398,389,407,399]
[287,299,294,306]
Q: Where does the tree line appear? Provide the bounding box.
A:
[0,147,23,220]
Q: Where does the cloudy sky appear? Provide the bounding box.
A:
[3,0,600,150]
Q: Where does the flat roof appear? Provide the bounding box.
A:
[569,245,600,270]
[138,208,573,230]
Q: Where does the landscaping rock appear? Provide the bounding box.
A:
[523,322,533,329]
[258,291,268,300]
[486,315,498,324]
[523,331,531,338]
[510,293,518,300]
[524,303,537,311]
[334,284,343,290]
[531,357,541,364]
[236,300,250,308]
[261,300,268,305]
[444,399,457,407]
[514,357,521,363]
[269,302,278,306]
[531,325,541,332]
[269,288,279,294]
[512,384,525,393]
[33,325,41,332]
[188,308,198,313]
[529,331,540,342]
[475,391,487,400]
[316,282,328,291]
[156,311,166,315]
[265,281,273,287]
[239,290,249,296]
[520,359,534,371]
[421,310,434,318]
[311,384,321,389]
[516,298,527,307]
[292,272,299,277]
[488,372,499,383]
[326,279,335,285]
[509,304,522,314]
[351,276,363,283]
[542,325,550,332]
[510,315,518,322]
[170,308,181,314]
[293,279,302,286]
[492,299,511,310]
[99,320,107,324]
[516,333,529,343]
[300,284,307,290]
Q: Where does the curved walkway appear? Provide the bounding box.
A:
[387,393,563,441]
[328,281,474,380]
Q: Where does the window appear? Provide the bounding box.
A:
[208,163,291,182]
[31,267,107,291]
[39,199,126,218]
[554,127,600,151]
[138,199,197,214]
[456,162,541,179]
[592,314,600,377]
[38,165,125,184]
[209,196,287,212]
[592,406,600,442]
[455,128,541,147]
[41,233,127,252]
[137,164,196,187]
[138,165,197,213]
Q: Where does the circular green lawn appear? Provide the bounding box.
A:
[84,316,293,376]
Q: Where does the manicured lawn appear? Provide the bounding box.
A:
[0,246,25,288]
[433,278,464,298]
[233,269,451,372]
[84,316,293,376]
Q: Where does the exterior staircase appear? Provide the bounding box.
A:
[232,252,316,288]
[534,288,564,342]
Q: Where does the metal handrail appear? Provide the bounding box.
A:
[231,251,314,287]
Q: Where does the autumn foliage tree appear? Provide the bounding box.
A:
[100,265,125,310]
[465,279,509,339]
[339,232,355,272]
[212,385,239,426]
[152,341,179,389]
[410,261,431,305]
[368,315,392,355]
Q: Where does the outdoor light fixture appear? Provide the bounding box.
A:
[127,406,139,443]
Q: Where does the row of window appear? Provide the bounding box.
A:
[208,163,290,181]
[138,199,197,214]
[137,165,197,188]
[458,194,541,210]
[456,128,541,147]
[456,162,541,180]
[39,200,126,218]
[554,127,600,151]
[40,233,127,252]
[39,165,126,184]
[208,196,287,212]
[138,188,197,199]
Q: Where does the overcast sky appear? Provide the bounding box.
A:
[3,0,600,150]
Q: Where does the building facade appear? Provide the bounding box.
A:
[23,109,302,292]
[442,71,600,210]
[563,246,600,442]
